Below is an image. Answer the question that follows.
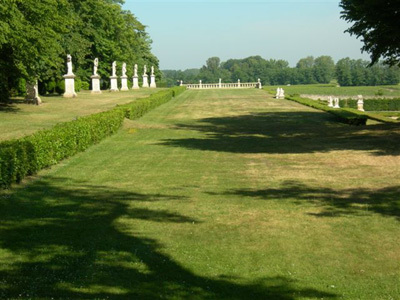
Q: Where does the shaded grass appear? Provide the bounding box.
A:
[0,89,164,141]
[1,89,399,299]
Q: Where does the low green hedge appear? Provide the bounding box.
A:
[340,98,400,111]
[0,88,186,189]
[286,96,367,126]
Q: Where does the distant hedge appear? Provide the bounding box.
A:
[339,98,400,111]
[286,95,367,126]
[0,87,187,189]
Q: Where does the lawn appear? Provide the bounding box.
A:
[1,89,399,299]
[264,83,400,98]
[0,89,164,141]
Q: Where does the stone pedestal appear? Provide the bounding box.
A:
[333,98,340,109]
[142,75,149,88]
[199,80,202,89]
[219,78,222,88]
[91,75,102,94]
[150,75,156,88]
[120,76,129,91]
[132,76,140,89]
[238,79,241,88]
[357,99,365,111]
[110,76,119,92]
[63,74,77,98]
[25,81,42,105]
[328,96,334,107]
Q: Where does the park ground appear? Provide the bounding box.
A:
[1,89,400,299]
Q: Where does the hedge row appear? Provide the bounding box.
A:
[286,96,367,126]
[339,98,400,111]
[0,87,186,189]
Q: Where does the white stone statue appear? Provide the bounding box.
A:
[328,96,334,107]
[134,64,138,77]
[357,95,364,111]
[151,66,155,76]
[276,88,280,99]
[122,62,127,77]
[112,61,117,77]
[333,97,340,108]
[93,58,99,76]
[280,88,285,98]
[143,65,147,76]
[66,54,74,75]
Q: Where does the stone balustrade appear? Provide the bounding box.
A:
[184,81,260,90]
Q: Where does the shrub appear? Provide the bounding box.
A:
[55,80,65,94]
[0,87,186,189]
[75,78,82,92]
[340,98,400,111]
[81,81,90,90]
[286,95,367,126]
[171,86,186,97]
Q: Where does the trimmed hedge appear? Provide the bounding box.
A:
[339,98,400,111]
[0,87,187,189]
[286,95,367,126]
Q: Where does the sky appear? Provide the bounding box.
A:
[122,0,369,70]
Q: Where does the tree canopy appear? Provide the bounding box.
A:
[163,55,400,87]
[0,0,158,101]
[340,0,400,66]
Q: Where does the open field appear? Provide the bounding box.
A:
[264,84,400,97]
[0,89,164,141]
[1,89,400,299]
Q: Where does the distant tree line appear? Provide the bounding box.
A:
[0,0,159,102]
[163,56,400,87]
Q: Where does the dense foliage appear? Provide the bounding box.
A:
[0,87,186,188]
[340,0,400,66]
[163,56,400,87]
[0,0,159,102]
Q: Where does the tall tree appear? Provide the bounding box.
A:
[313,56,335,84]
[340,0,400,66]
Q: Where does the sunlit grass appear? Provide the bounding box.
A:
[1,89,399,299]
[0,89,165,141]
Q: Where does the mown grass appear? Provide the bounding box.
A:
[0,89,164,141]
[264,83,400,97]
[1,89,399,299]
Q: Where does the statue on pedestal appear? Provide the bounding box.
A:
[134,64,138,77]
[122,63,127,77]
[112,61,117,77]
[67,54,74,75]
[93,58,99,76]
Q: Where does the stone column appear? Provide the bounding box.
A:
[357,95,365,111]
[238,79,241,88]
[110,76,119,92]
[219,78,222,89]
[333,98,340,108]
[25,80,42,105]
[142,74,149,88]
[63,54,77,98]
[132,75,139,89]
[199,80,202,89]
[64,74,77,98]
[257,78,262,89]
[120,76,129,91]
[110,61,119,92]
[91,75,102,94]
[328,96,334,107]
[180,80,183,86]
[150,66,156,88]
[120,62,129,91]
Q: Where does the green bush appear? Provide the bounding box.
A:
[286,96,367,126]
[55,80,65,95]
[171,86,186,97]
[75,78,82,92]
[340,98,400,111]
[0,87,186,189]
[81,81,90,90]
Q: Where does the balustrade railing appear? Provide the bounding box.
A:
[184,81,261,90]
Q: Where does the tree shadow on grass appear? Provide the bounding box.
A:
[218,180,400,221]
[0,102,21,113]
[0,177,337,299]
[160,112,400,155]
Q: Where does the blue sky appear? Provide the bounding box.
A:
[123,0,369,70]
